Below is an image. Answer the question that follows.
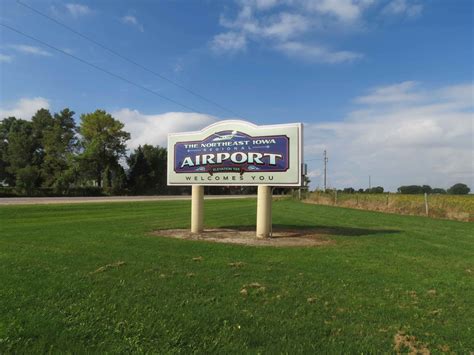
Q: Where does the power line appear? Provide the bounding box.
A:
[16,0,241,117]
[1,23,202,113]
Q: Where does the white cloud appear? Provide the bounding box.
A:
[211,32,247,53]
[383,0,423,17]
[241,0,374,21]
[0,54,13,63]
[212,0,374,61]
[260,12,310,39]
[276,41,363,63]
[9,44,52,57]
[249,0,280,10]
[437,83,473,106]
[303,0,367,22]
[0,97,50,119]
[217,7,311,45]
[65,3,92,17]
[354,81,422,104]
[213,0,424,61]
[121,15,144,32]
[112,109,218,149]
[229,11,310,40]
[304,82,474,191]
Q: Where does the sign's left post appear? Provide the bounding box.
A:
[191,185,204,233]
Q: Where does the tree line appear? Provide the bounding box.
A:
[0,108,186,196]
[335,183,470,195]
[397,184,470,195]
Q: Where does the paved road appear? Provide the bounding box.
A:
[0,195,257,205]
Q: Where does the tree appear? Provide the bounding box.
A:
[0,117,18,186]
[1,109,78,192]
[32,108,54,142]
[127,145,170,194]
[142,144,168,193]
[447,183,470,195]
[15,166,41,195]
[111,165,127,194]
[127,146,151,193]
[398,185,424,194]
[432,188,446,194]
[78,110,130,187]
[421,185,432,194]
[4,118,42,191]
[41,108,77,189]
[367,186,384,194]
[31,109,54,174]
[343,187,355,193]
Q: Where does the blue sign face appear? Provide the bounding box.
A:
[174,130,290,175]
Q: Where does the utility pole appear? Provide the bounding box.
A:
[323,150,328,192]
[369,175,371,191]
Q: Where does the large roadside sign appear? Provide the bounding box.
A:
[167,120,302,186]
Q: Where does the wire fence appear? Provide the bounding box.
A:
[303,191,473,222]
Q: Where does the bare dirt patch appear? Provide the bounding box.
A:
[150,228,334,247]
[240,282,266,296]
[393,331,430,354]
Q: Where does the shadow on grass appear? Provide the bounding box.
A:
[220,224,400,237]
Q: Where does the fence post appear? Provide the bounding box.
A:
[386,192,390,206]
[334,189,338,205]
[424,192,429,216]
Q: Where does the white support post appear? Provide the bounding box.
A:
[256,185,272,238]
[191,185,204,233]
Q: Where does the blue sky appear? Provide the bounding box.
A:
[0,0,473,190]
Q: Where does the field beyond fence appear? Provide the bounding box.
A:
[305,192,473,222]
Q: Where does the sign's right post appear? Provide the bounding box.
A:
[256,185,272,238]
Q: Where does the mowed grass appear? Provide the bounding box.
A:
[0,199,473,353]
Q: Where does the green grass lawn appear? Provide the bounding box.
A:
[1,198,473,353]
